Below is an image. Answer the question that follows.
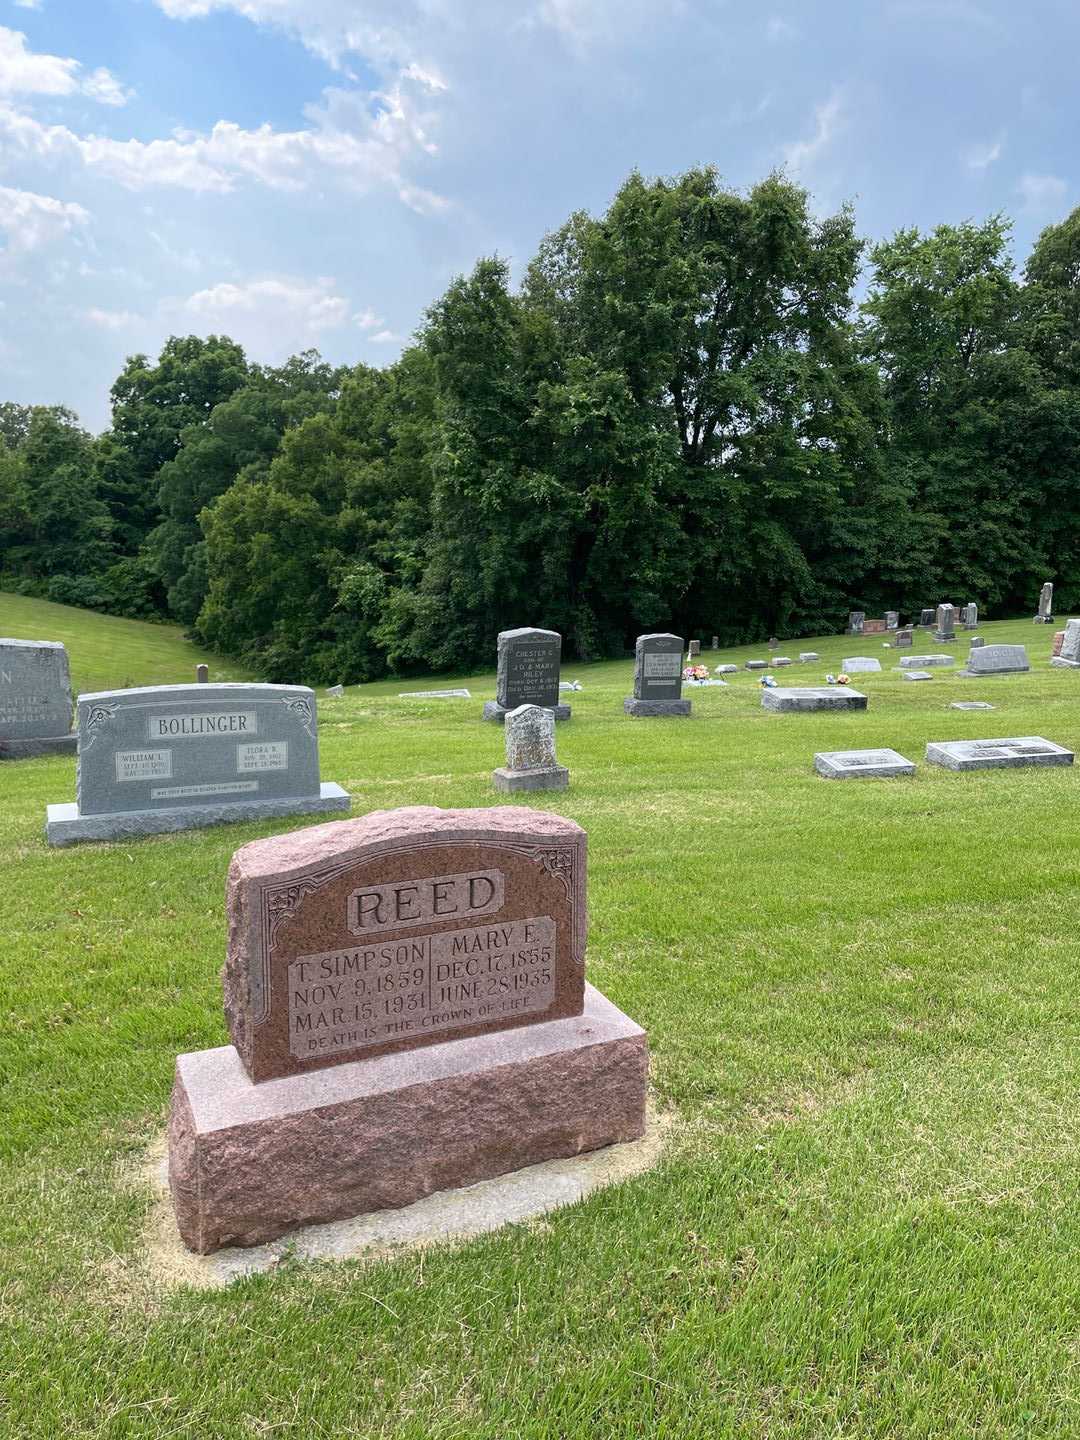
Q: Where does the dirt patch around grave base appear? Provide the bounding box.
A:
[138,1105,672,1292]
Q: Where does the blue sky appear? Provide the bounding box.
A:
[0,0,1075,431]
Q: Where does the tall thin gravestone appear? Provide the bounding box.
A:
[1035,582,1054,623]
[962,603,978,629]
[934,604,956,641]
[624,633,690,717]
[0,639,77,759]
[482,628,570,724]
[167,806,648,1252]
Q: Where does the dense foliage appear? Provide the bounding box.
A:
[4,168,1080,682]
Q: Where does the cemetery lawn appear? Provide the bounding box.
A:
[5,600,1080,1439]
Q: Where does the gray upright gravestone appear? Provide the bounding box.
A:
[624,633,690,717]
[934,604,956,641]
[482,628,570,724]
[0,639,77,759]
[492,704,569,791]
[846,612,865,635]
[885,612,899,631]
[962,603,978,629]
[45,682,349,846]
[1035,582,1054,623]
[1051,618,1080,668]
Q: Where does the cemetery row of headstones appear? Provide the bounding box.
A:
[816,738,1073,778]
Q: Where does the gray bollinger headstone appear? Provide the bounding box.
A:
[885,612,899,630]
[814,748,915,779]
[959,644,1030,677]
[483,628,570,724]
[926,736,1072,771]
[0,639,77,760]
[934,604,956,641]
[894,629,913,647]
[761,686,868,712]
[846,612,866,635]
[624,633,690,717]
[1050,618,1080,668]
[196,664,209,683]
[962,603,978,629]
[45,682,350,845]
[1034,581,1054,623]
[842,657,882,673]
[493,704,569,792]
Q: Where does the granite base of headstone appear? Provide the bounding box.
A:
[493,705,569,791]
[761,686,868,712]
[959,644,1030,677]
[167,806,648,1253]
[45,683,349,846]
[624,632,690,717]
[926,737,1072,771]
[814,748,915,779]
[0,639,77,759]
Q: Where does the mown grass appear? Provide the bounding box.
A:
[3,596,1080,1438]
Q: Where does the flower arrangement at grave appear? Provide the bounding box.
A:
[683,665,710,684]
[837,673,851,685]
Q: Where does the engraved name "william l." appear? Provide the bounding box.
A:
[347,868,504,936]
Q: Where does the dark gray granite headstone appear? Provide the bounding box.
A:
[0,639,76,759]
[483,628,570,723]
[625,633,690,717]
[45,682,349,845]
[919,609,935,627]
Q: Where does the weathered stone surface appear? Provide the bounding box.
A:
[46,683,348,844]
[926,736,1073,771]
[959,644,1030,676]
[846,612,865,635]
[494,705,570,789]
[482,702,571,724]
[495,628,562,709]
[711,635,719,649]
[770,656,794,666]
[1035,581,1054,622]
[885,612,899,630]
[631,633,683,703]
[687,640,700,657]
[714,664,738,674]
[196,664,209,684]
[903,671,933,681]
[951,701,995,710]
[899,654,954,669]
[222,806,588,1083]
[962,603,978,628]
[623,697,692,717]
[968,637,984,648]
[326,684,345,697]
[842,657,882,673]
[169,982,647,1254]
[863,619,887,635]
[798,652,821,661]
[1059,619,1080,664]
[744,660,768,671]
[0,639,76,760]
[761,686,868,712]
[1053,630,1066,658]
[919,609,936,627]
[814,748,915,779]
[894,630,913,647]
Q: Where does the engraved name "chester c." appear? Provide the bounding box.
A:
[347,868,504,936]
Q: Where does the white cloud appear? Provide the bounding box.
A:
[181,276,359,355]
[0,26,130,104]
[13,1,43,10]
[0,65,446,208]
[1017,172,1068,215]
[964,138,1002,171]
[84,306,139,329]
[0,183,88,254]
[369,329,400,343]
[781,89,845,175]
[353,306,384,330]
[767,16,797,41]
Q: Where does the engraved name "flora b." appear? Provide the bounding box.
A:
[347,868,504,936]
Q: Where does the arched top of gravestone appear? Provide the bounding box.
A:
[224,805,587,1082]
[496,629,562,709]
[633,633,684,702]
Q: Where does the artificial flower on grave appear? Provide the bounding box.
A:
[683,664,711,683]
[837,673,850,685]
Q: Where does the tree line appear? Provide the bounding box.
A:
[3,167,1080,683]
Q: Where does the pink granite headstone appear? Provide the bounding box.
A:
[168,807,648,1253]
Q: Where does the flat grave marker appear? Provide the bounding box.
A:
[814,748,915,779]
[925,736,1072,771]
[761,686,868,712]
